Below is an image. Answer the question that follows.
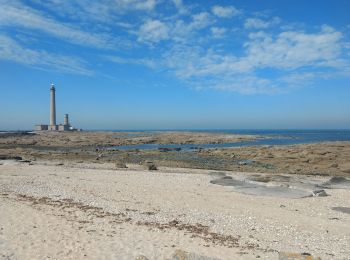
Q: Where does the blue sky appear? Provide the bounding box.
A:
[0,0,349,130]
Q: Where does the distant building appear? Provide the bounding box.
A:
[35,125,48,131]
[35,83,80,131]
[58,125,69,131]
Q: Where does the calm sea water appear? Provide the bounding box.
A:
[109,129,350,150]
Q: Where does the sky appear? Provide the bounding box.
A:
[0,0,350,130]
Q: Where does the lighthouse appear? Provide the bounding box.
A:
[35,83,79,131]
[50,83,56,126]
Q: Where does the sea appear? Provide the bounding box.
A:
[108,129,350,150]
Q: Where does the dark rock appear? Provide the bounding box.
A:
[19,160,31,163]
[143,161,157,171]
[0,155,23,160]
[328,176,349,183]
[158,147,182,152]
[312,189,328,197]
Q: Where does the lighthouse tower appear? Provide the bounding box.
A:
[49,83,58,130]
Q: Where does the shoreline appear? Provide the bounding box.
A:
[1,131,350,176]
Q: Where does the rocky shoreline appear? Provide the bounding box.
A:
[1,131,349,177]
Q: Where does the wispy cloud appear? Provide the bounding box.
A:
[211,27,227,38]
[0,0,124,49]
[105,55,156,68]
[138,19,169,43]
[137,11,214,44]
[171,0,188,14]
[0,35,92,75]
[245,25,343,69]
[190,12,213,30]
[244,17,280,29]
[159,25,349,94]
[31,0,159,22]
[0,0,349,94]
[212,5,241,18]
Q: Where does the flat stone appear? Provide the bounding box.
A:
[278,252,321,260]
[210,177,312,199]
[318,176,350,189]
[171,249,221,260]
[332,206,350,214]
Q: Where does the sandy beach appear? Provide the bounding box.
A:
[1,158,349,259]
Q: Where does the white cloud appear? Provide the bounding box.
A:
[244,18,269,29]
[105,55,156,68]
[245,25,343,69]
[33,0,158,18]
[137,12,213,44]
[117,0,158,11]
[190,12,213,30]
[138,19,169,43]
[279,72,318,86]
[0,1,119,49]
[172,0,188,14]
[212,5,241,18]
[211,76,277,94]
[244,17,280,29]
[160,26,348,94]
[211,27,226,38]
[1,0,348,95]
[0,35,92,75]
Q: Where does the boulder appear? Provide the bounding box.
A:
[143,161,157,171]
[312,189,328,197]
[115,161,127,169]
